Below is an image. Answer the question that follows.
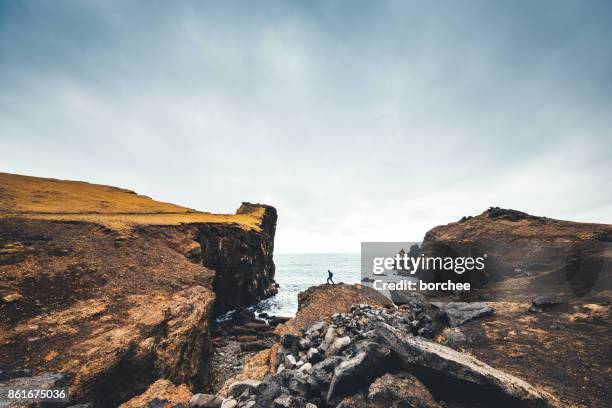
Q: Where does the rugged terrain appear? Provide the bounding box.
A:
[2,177,609,408]
[191,281,608,408]
[0,173,277,406]
[206,210,610,408]
[421,207,612,299]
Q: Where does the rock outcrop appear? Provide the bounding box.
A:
[198,203,277,314]
[421,207,612,297]
[218,284,559,408]
[0,173,277,406]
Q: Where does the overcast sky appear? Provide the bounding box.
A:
[1,1,611,253]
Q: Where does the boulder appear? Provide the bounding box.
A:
[306,348,321,363]
[271,316,291,325]
[441,302,494,327]
[244,322,271,332]
[304,321,326,335]
[189,393,224,408]
[227,380,261,398]
[306,356,345,397]
[280,334,300,354]
[284,354,297,369]
[299,338,312,350]
[273,394,307,408]
[371,323,558,407]
[529,295,563,313]
[298,363,312,373]
[253,375,284,407]
[220,399,238,408]
[327,342,395,403]
[326,336,351,356]
[368,373,441,408]
[241,340,269,352]
[324,327,337,344]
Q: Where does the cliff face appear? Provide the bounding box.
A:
[198,203,278,314]
[0,173,277,406]
[421,207,612,298]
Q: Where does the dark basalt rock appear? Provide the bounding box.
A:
[437,302,494,327]
[224,303,559,408]
[367,372,441,408]
[199,203,278,315]
[370,322,558,407]
[326,341,395,404]
[529,295,563,313]
[189,393,224,407]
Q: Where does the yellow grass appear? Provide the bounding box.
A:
[0,172,265,233]
[0,172,194,214]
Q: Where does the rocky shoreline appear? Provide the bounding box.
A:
[153,290,557,408]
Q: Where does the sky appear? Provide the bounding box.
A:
[1,0,611,253]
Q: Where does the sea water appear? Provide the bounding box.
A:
[251,253,361,317]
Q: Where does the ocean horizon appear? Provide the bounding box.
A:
[252,253,361,317]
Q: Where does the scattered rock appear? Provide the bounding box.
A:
[241,341,269,352]
[244,322,270,332]
[220,399,238,408]
[368,373,441,408]
[324,327,337,344]
[326,336,351,356]
[441,302,494,327]
[529,295,563,313]
[371,322,558,407]
[304,321,326,335]
[273,394,306,407]
[284,354,297,369]
[306,348,321,363]
[227,379,261,398]
[326,342,395,403]
[189,393,224,408]
[271,316,291,325]
[298,363,312,373]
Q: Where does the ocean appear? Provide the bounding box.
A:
[251,253,361,317]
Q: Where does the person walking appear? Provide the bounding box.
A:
[326,269,335,284]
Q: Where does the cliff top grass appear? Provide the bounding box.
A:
[0,172,266,233]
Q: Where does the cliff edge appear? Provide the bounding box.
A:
[0,172,277,406]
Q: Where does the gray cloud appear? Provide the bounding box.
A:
[1,0,611,252]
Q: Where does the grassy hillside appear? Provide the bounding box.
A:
[0,172,265,233]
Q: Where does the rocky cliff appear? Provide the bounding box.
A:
[210,284,561,408]
[0,172,277,406]
[198,203,277,314]
[421,207,612,298]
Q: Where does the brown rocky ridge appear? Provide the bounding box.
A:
[0,172,278,406]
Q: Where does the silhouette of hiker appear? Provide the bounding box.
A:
[327,269,335,284]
